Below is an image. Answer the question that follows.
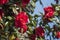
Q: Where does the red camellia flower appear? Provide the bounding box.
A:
[44,6,54,18]
[0,0,8,5]
[15,11,28,33]
[21,0,30,7]
[16,0,30,7]
[15,11,28,28]
[56,31,60,38]
[0,9,4,20]
[16,12,28,23]
[35,27,44,37]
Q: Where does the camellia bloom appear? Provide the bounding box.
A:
[15,11,28,33]
[35,27,44,37]
[56,31,60,38]
[0,0,8,5]
[15,11,28,28]
[0,9,4,20]
[21,0,30,7]
[44,6,54,18]
[16,0,30,7]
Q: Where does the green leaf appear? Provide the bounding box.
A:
[6,16,13,20]
[33,0,37,2]
[5,21,9,26]
[45,25,51,32]
[12,7,18,15]
[31,20,37,27]
[27,23,33,27]
[27,13,33,21]
[4,26,9,32]
[30,1,36,8]
[55,6,60,11]
[34,14,39,18]
[54,31,56,36]
[39,0,43,6]
[37,37,44,40]
[54,12,58,16]
[28,26,33,34]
